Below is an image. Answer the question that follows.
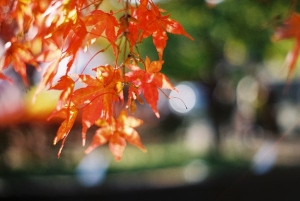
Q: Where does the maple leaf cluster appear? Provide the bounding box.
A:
[0,0,193,160]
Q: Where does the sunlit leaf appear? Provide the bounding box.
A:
[85,110,146,161]
[133,0,194,60]
[126,56,176,117]
[48,106,78,158]
[49,75,75,105]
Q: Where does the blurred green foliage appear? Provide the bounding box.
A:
[139,0,292,83]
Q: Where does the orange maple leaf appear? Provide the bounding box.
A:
[49,75,75,109]
[12,0,33,32]
[48,105,78,158]
[85,10,119,55]
[273,12,300,81]
[0,41,39,85]
[71,65,123,146]
[118,10,140,50]
[63,19,88,72]
[133,0,194,60]
[85,110,146,161]
[126,83,144,113]
[125,56,177,118]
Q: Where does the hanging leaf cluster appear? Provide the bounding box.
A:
[0,0,193,160]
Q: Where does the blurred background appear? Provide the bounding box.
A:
[1,0,300,200]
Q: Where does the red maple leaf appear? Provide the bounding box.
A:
[0,40,39,85]
[49,75,75,109]
[85,110,146,161]
[48,105,79,158]
[63,19,88,72]
[71,65,123,146]
[133,0,194,60]
[273,12,300,81]
[118,10,140,50]
[12,0,33,32]
[126,83,144,113]
[125,56,177,118]
[84,9,119,55]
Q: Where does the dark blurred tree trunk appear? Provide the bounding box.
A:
[203,73,236,155]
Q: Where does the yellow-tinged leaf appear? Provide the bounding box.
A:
[85,110,146,160]
[50,75,75,103]
[49,106,78,158]
[109,132,126,161]
[85,127,111,154]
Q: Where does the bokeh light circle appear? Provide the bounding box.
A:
[169,82,197,114]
